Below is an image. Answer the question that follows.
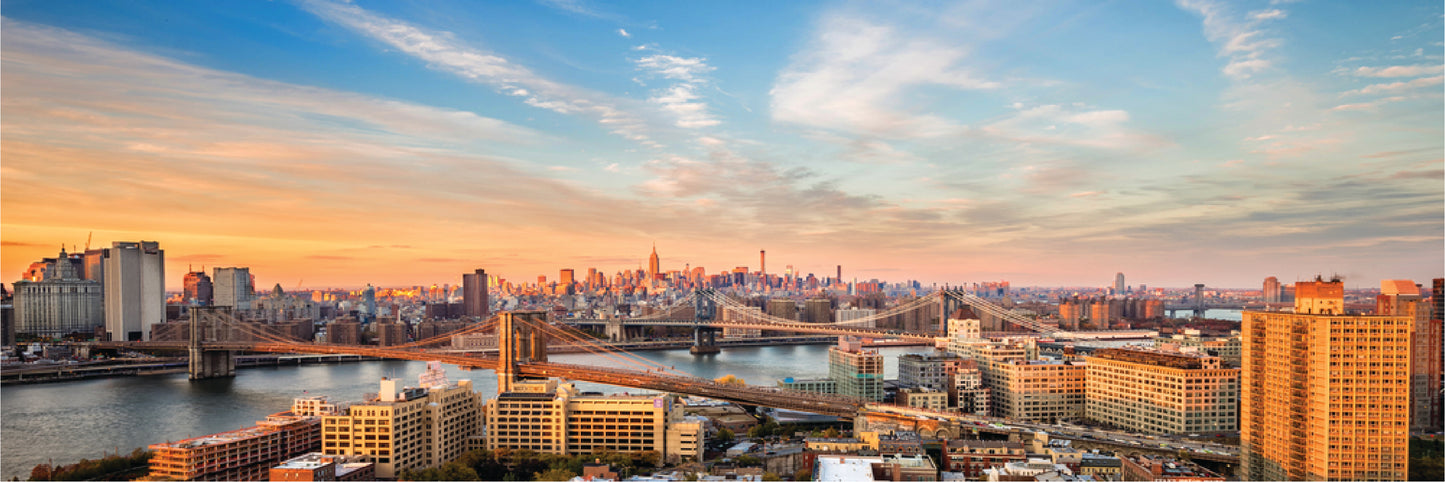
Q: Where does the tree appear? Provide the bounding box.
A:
[534,467,577,481]
[734,455,762,467]
[793,468,813,480]
[715,374,746,386]
[823,427,841,438]
[761,472,782,481]
[715,427,735,442]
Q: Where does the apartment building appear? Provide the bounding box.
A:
[1085,347,1239,434]
[321,373,482,479]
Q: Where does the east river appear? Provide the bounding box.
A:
[0,344,934,479]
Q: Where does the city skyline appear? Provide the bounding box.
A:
[2,1,1441,289]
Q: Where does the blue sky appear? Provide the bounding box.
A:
[1,0,1441,289]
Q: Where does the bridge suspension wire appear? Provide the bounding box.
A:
[624,292,698,320]
[202,310,310,345]
[943,290,1059,335]
[532,322,691,378]
[699,290,938,329]
[391,315,500,349]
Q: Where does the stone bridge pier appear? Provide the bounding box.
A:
[188,306,236,380]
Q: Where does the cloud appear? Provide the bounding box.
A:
[306,255,355,261]
[1177,0,1284,80]
[618,29,630,38]
[979,104,1170,151]
[1331,96,1407,111]
[770,14,997,138]
[300,0,653,145]
[634,54,720,128]
[604,163,620,172]
[0,241,48,248]
[1352,64,1442,77]
[1342,75,1444,96]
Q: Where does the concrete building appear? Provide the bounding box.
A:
[951,362,991,416]
[183,270,213,306]
[462,269,489,318]
[482,379,696,463]
[321,369,482,479]
[897,387,948,411]
[1241,278,1413,481]
[103,241,165,341]
[374,321,406,347]
[1114,272,1125,295]
[1263,276,1281,303]
[898,352,965,392]
[804,298,834,324]
[992,358,1085,422]
[1085,347,1239,434]
[830,337,884,401]
[1119,454,1223,481]
[766,298,797,321]
[325,318,361,345]
[1377,279,1442,433]
[149,399,326,481]
[721,305,762,338]
[12,248,103,338]
[213,267,255,310]
[777,377,838,394]
[836,307,878,328]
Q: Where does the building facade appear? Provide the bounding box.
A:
[212,267,254,310]
[149,402,323,481]
[1241,278,1412,481]
[1085,347,1239,434]
[991,359,1085,422]
[12,248,103,338]
[482,379,693,463]
[321,375,482,479]
[829,337,884,401]
[103,241,164,341]
[462,268,489,318]
[898,352,965,392]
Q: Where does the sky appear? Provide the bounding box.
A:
[1,0,1441,290]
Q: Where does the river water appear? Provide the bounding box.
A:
[0,344,933,479]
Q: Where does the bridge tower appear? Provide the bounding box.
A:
[690,290,721,355]
[188,306,236,380]
[938,289,962,334]
[497,311,549,393]
[1193,283,1206,318]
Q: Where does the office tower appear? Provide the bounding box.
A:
[559,269,574,286]
[1085,347,1238,434]
[648,244,660,281]
[1241,278,1412,481]
[836,265,842,284]
[462,268,488,318]
[322,374,482,479]
[13,247,103,338]
[212,267,254,310]
[1378,279,1440,432]
[804,298,833,323]
[759,250,765,278]
[992,358,1085,422]
[103,241,165,341]
[829,337,884,401]
[182,270,213,306]
[81,248,105,283]
[1114,272,1125,294]
[1263,276,1281,303]
[484,379,696,462]
[361,284,376,318]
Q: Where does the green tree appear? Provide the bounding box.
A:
[761,472,782,481]
[734,455,763,467]
[793,468,813,480]
[534,467,577,481]
[716,427,734,442]
[823,427,841,438]
[1410,437,1444,481]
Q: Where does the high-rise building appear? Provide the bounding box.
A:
[836,308,877,328]
[183,270,213,306]
[322,370,482,479]
[1378,279,1441,433]
[103,241,165,341]
[462,269,489,318]
[212,267,254,310]
[829,337,884,401]
[804,298,833,324]
[1241,278,1412,481]
[648,244,660,281]
[1263,276,1281,303]
[12,247,104,338]
[897,352,964,392]
[766,298,797,321]
[1085,347,1238,434]
[1114,272,1125,294]
[559,269,574,286]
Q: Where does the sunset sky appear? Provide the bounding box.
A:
[2,0,1441,290]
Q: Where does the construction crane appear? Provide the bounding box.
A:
[84,231,92,251]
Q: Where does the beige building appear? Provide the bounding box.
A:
[897,387,949,411]
[321,372,482,479]
[482,379,697,464]
[1085,347,1239,434]
[991,359,1085,422]
[1154,329,1241,367]
[12,248,103,338]
[1241,278,1413,481]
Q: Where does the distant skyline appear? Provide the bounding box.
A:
[2,1,1441,289]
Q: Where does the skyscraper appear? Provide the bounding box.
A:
[648,244,660,281]
[559,269,575,286]
[212,267,254,310]
[103,241,165,341]
[183,270,213,306]
[1113,272,1125,294]
[1241,278,1412,481]
[13,247,103,338]
[1378,279,1441,433]
[463,269,489,318]
[1262,276,1281,303]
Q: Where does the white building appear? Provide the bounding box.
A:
[103,241,164,341]
[13,248,103,338]
[212,267,254,310]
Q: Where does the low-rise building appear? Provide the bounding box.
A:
[805,437,868,453]
[1078,453,1122,480]
[777,377,838,394]
[483,379,691,463]
[814,454,938,481]
[980,459,1078,482]
[149,404,322,481]
[269,452,374,481]
[1119,455,1223,481]
[897,387,948,411]
[943,440,1026,478]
